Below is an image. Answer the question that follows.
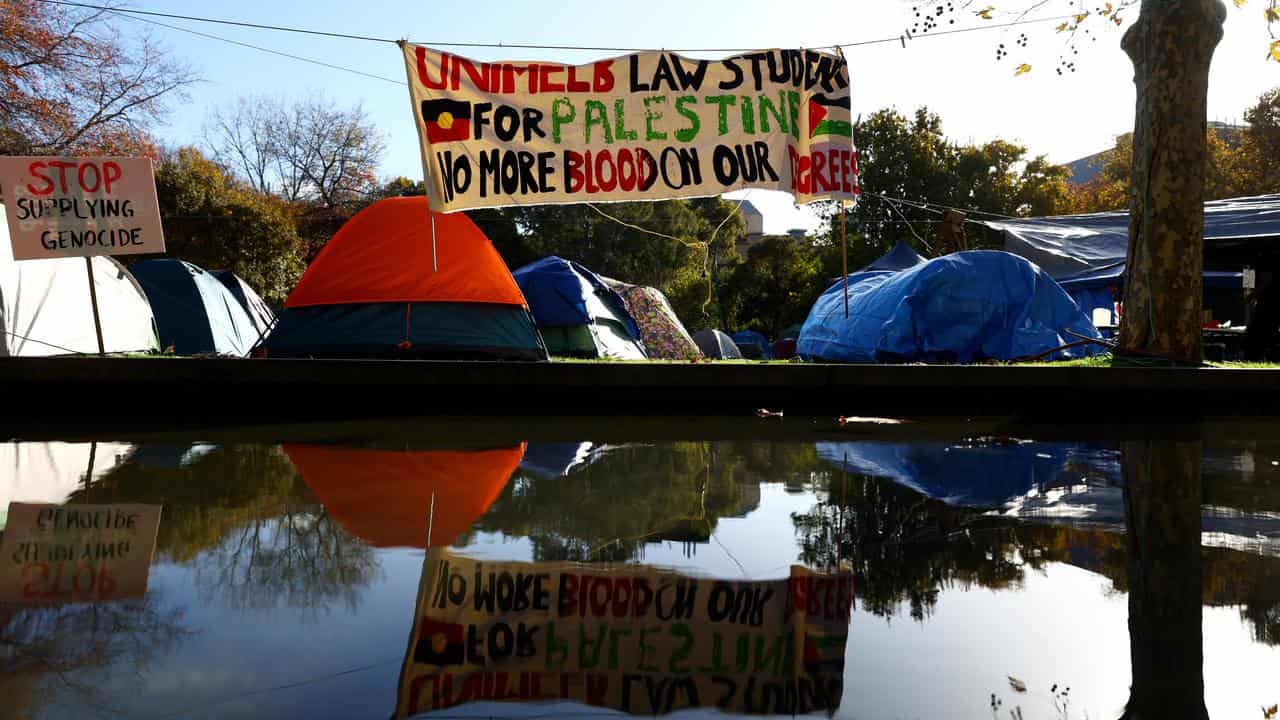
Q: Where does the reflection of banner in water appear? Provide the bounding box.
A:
[396,549,853,717]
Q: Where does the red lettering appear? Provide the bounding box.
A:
[588,575,611,615]
[48,161,76,193]
[415,47,447,89]
[592,60,615,92]
[811,150,830,192]
[611,577,632,617]
[538,64,565,92]
[26,162,53,195]
[567,65,591,92]
[560,572,580,615]
[637,149,657,191]
[616,149,636,191]
[102,161,122,194]
[453,56,493,91]
[594,150,617,192]
[78,162,101,193]
[586,673,609,706]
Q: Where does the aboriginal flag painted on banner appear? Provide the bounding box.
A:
[420,99,471,143]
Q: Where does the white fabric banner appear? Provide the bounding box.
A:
[401,44,859,212]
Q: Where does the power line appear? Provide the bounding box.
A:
[36,0,1077,54]
[112,10,404,85]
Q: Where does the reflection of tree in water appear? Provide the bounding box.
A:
[82,444,380,613]
[0,594,188,718]
[791,466,1280,640]
[476,443,763,562]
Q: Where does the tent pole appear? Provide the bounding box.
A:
[840,201,849,319]
[429,209,438,273]
[85,258,105,354]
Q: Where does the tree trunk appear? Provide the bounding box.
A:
[1119,435,1207,720]
[1117,0,1226,365]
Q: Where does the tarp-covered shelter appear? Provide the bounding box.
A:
[129,259,259,356]
[798,251,1101,363]
[1056,261,1243,324]
[987,194,1280,278]
[513,256,646,359]
[731,330,772,359]
[261,197,546,360]
[601,278,700,359]
[861,240,928,273]
[519,442,622,479]
[211,269,276,340]
[692,329,743,359]
[1,205,159,356]
[286,443,524,548]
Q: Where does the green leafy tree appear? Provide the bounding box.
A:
[721,236,826,338]
[153,147,307,305]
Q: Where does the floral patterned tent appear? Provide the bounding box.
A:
[601,279,702,360]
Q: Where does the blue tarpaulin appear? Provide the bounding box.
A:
[1055,261,1243,323]
[987,194,1280,278]
[514,257,639,335]
[861,241,927,272]
[731,330,772,359]
[798,250,1101,363]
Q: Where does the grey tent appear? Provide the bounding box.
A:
[985,194,1280,278]
[862,240,928,273]
[129,260,259,356]
[693,329,743,360]
[211,270,276,341]
[0,204,159,356]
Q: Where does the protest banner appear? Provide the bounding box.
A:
[0,503,163,603]
[401,45,859,212]
[395,549,854,718]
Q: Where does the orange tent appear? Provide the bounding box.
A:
[287,196,526,308]
[286,444,524,548]
[261,197,546,359]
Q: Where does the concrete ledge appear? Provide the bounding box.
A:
[2,357,1278,431]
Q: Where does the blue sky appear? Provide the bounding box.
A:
[123,0,1280,233]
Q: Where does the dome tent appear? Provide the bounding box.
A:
[513,256,647,359]
[0,204,159,356]
[211,269,276,340]
[129,259,260,356]
[260,196,546,360]
[861,240,927,273]
[731,330,772,360]
[286,443,524,548]
[798,250,1101,363]
[600,277,701,360]
[692,329,743,360]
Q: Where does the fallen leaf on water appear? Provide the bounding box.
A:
[755,408,783,418]
[1008,676,1027,693]
[1234,0,1247,7]
[974,5,996,19]
[1055,21,1069,31]
[1014,63,1032,76]
[1262,704,1277,720]
[1074,12,1090,22]
[1267,7,1280,21]
[1271,40,1280,62]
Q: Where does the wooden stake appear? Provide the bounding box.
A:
[85,257,105,354]
[840,201,849,319]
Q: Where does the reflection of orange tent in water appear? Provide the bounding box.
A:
[284,444,524,548]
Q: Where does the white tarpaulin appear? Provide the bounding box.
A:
[0,204,159,356]
[401,45,858,212]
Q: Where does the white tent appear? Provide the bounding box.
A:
[0,441,135,529]
[0,203,160,356]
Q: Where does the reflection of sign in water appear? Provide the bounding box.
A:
[396,549,853,718]
[0,503,162,603]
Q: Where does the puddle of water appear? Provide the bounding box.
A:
[1,419,1278,719]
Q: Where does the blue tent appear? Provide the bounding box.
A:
[1055,261,1244,324]
[210,270,276,340]
[513,257,647,359]
[519,442,621,479]
[798,250,1102,363]
[862,240,928,273]
[128,260,259,356]
[987,194,1280,278]
[731,330,772,359]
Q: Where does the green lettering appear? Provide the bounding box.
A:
[579,623,607,669]
[752,633,793,675]
[584,100,613,144]
[613,99,638,141]
[674,95,700,142]
[551,98,576,144]
[669,623,693,673]
[740,95,755,135]
[545,621,568,669]
[643,96,668,141]
[704,95,737,135]
[758,93,788,135]
[638,626,661,672]
[786,90,801,140]
[696,632,731,673]
[608,627,632,670]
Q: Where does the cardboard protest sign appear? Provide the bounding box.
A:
[401,45,859,212]
[0,503,162,603]
[0,157,166,260]
[396,549,853,717]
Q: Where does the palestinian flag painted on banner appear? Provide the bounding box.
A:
[808,94,853,139]
[420,99,471,143]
